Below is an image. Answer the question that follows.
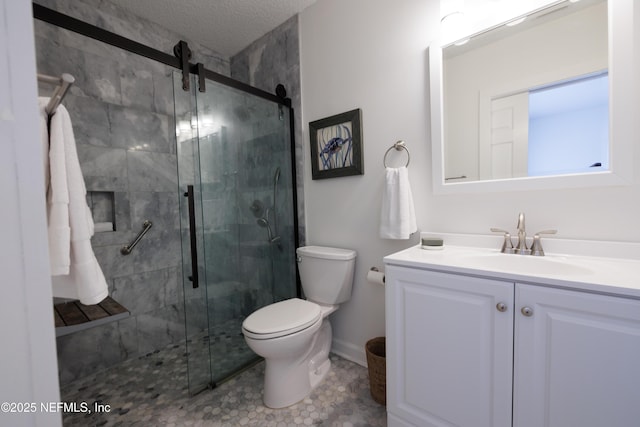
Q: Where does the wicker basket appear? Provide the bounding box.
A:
[365,337,386,405]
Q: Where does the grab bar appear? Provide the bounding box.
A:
[120,220,153,255]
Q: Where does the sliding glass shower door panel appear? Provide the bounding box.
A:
[175,73,298,393]
[175,74,210,394]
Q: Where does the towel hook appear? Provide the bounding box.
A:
[383,140,410,168]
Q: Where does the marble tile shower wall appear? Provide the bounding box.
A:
[34,0,231,385]
[195,88,298,325]
[236,109,298,304]
[237,131,295,307]
[230,15,305,246]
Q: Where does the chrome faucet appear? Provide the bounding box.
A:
[491,212,557,256]
[515,212,530,255]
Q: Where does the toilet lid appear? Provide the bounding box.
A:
[242,298,321,339]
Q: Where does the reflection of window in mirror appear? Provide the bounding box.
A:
[528,73,609,176]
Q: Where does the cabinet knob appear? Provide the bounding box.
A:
[496,302,508,312]
[521,306,534,317]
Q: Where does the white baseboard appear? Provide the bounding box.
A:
[331,337,367,367]
[388,412,414,426]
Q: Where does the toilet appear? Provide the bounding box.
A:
[241,245,356,408]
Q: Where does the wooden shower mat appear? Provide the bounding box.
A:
[54,296,130,337]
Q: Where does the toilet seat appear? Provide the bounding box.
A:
[242,298,321,340]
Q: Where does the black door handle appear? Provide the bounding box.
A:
[185,185,199,289]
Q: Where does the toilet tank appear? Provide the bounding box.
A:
[296,246,357,305]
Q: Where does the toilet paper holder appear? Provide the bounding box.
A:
[368,267,386,285]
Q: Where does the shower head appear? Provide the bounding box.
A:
[257,216,274,241]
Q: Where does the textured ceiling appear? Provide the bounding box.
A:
[111,0,317,57]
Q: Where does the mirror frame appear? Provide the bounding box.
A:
[430,0,637,194]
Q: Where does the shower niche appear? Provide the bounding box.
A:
[87,191,115,232]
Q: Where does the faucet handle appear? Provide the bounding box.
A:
[490,228,515,254]
[534,229,557,236]
[490,227,510,234]
[530,230,557,256]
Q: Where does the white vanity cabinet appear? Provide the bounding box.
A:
[385,265,514,427]
[385,264,640,427]
[514,284,640,427]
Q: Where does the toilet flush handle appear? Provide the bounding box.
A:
[296,255,302,263]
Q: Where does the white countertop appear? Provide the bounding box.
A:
[383,233,640,299]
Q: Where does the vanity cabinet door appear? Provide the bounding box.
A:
[513,284,640,427]
[385,266,514,427]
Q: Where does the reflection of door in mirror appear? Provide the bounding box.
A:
[443,0,607,182]
[479,92,529,180]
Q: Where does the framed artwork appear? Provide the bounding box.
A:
[309,108,363,180]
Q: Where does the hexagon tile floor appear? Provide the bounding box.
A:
[60,344,387,427]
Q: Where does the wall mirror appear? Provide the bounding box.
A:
[430,0,636,194]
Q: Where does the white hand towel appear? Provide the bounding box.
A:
[380,166,417,239]
[43,99,108,305]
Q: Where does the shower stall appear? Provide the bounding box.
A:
[174,74,299,394]
[33,2,300,395]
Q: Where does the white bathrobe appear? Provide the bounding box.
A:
[41,98,108,305]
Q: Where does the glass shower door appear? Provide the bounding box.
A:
[174,73,298,394]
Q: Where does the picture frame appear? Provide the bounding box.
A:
[309,108,363,180]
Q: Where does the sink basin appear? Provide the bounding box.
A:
[458,253,593,276]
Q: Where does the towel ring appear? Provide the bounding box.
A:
[383,140,410,168]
